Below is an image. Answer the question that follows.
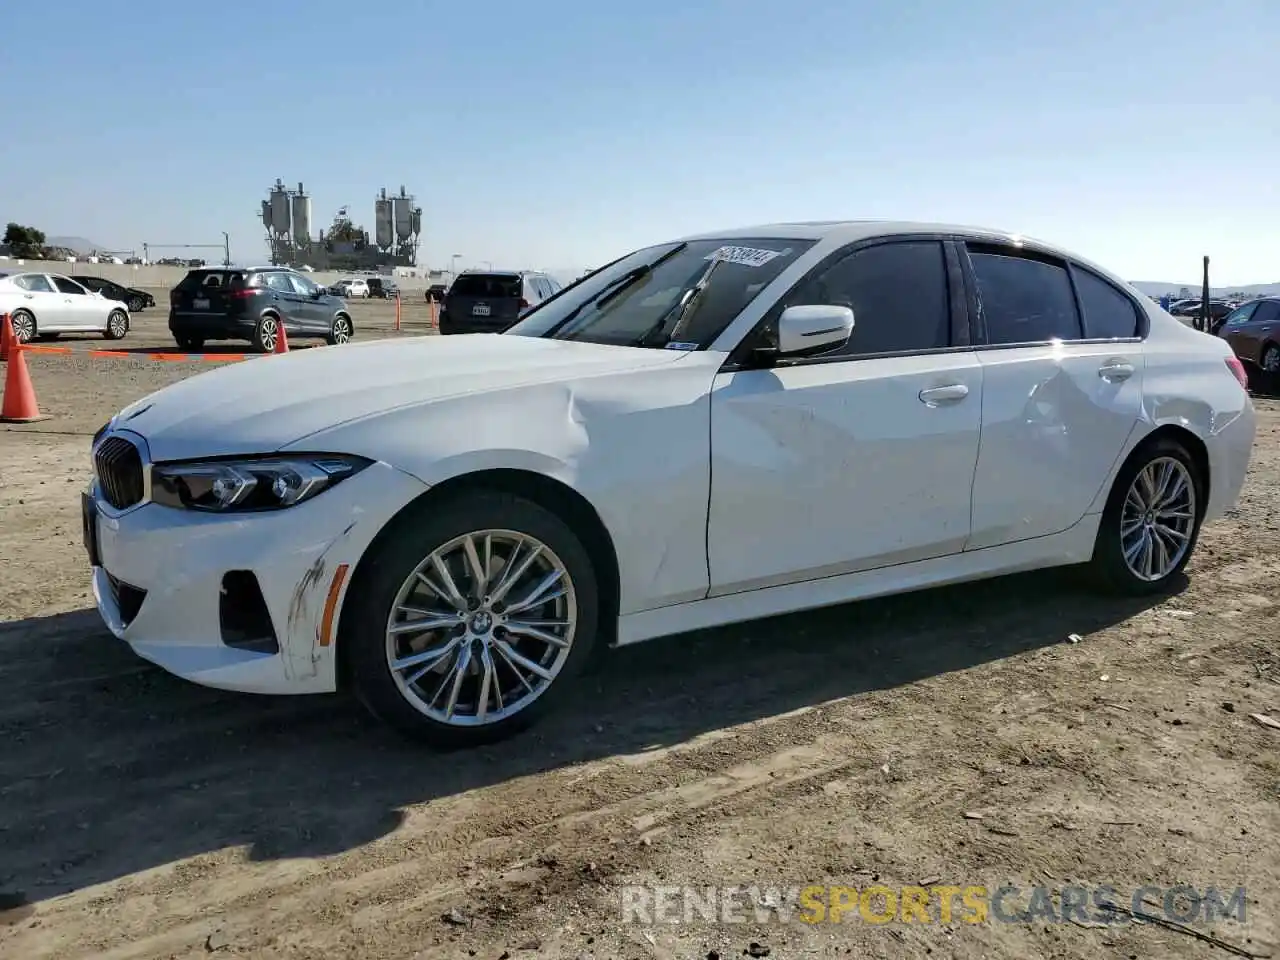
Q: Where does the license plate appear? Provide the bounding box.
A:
[193,298,209,310]
[472,304,491,317]
[82,493,101,567]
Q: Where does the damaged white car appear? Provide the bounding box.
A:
[84,221,1255,746]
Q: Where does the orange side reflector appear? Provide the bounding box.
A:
[319,563,350,647]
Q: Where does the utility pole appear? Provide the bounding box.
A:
[143,242,149,263]
[223,232,231,266]
[1199,256,1210,333]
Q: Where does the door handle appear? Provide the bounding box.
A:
[918,383,970,406]
[1098,359,1135,382]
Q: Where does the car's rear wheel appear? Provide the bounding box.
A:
[1089,436,1203,594]
[174,335,205,351]
[103,309,129,340]
[1261,344,1280,373]
[327,314,353,345]
[342,492,599,747]
[128,296,144,312]
[9,309,35,344]
[252,314,280,353]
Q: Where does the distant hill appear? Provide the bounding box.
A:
[46,236,105,256]
[1131,280,1280,299]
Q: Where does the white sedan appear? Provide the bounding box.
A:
[333,278,369,298]
[82,221,1255,746]
[0,271,131,342]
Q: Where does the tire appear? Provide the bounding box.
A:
[174,335,205,351]
[251,314,280,353]
[342,491,600,747]
[9,309,35,344]
[128,296,144,312]
[1261,344,1280,374]
[103,309,129,341]
[327,314,353,345]
[1089,436,1204,595]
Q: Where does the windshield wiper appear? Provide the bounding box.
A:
[545,243,688,338]
[633,255,726,348]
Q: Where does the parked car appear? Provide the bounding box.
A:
[1218,297,1280,377]
[439,270,562,334]
[72,275,156,313]
[366,277,400,299]
[331,278,370,299]
[84,221,1255,747]
[1168,298,1236,332]
[168,266,354,352]
[426,283,448,303]
[0,271,130,342]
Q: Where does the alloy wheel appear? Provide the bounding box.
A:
[11,313,34,343]
[109,312,128,338]
[1120,457,1196,582]
[384,529,577,726]
[259,317,278,352]
[332,317,352,343]
[1262,346,1280,373]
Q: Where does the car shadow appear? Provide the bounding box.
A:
[0,568,1173,908]
[102,344,324,356]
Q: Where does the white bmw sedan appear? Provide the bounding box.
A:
[0,271,132,341]
[83,222,1255,746]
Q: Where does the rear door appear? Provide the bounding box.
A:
[261,272,306,330]
[1226,300,1279,366]
[962,243,1145,550]
[447,273,524,331]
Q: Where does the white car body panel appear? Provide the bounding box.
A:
[84,220,1257,698]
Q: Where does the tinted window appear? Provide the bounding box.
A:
[15,274,55,293]
[264,273,295,293]
[1223,302,1258,326]
[1253,301,1280,324]
[968,250,1082,344]
[451,274,523,298]
[178,270,244,291]
[52,276,88,294]
[1073,268,1140,339]
[287,274,318,296]
[791,241,951,355]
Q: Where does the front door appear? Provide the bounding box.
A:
[960,244,1145,549]
[286,274,327,332]
[708,239,982,595]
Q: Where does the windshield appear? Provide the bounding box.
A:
[506,237,814,348]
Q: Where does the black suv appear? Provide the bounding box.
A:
[366,276,400,299]
[440,270,561,334]
[72,276,156,312]
[169,267,354,352]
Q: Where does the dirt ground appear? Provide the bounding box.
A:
[1,296,1278,960]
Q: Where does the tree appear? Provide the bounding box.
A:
[3,223,46,257]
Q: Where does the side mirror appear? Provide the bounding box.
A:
[776,304,854,357]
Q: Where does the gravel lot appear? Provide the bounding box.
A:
[1,295,1278,959]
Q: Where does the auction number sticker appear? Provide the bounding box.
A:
[705,245,785,267]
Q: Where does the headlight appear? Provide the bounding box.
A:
[151,454,371,512]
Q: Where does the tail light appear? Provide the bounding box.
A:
[227,288,255,299]
[1225,356,1249,390]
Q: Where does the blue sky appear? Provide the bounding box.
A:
[5,0,1276,283]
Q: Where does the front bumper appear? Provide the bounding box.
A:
[88,460,430,694]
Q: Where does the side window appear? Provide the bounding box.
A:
[1072,267,1141,339]
[15,274,55,293]
[287,274,315,296]
[1223,302,1257,326]
[52,276,87,295]
[1252,301,1280,324]
[265,273,295,293]
[968,248,1082,344]
[791,241,951,356]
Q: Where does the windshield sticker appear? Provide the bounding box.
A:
[705,245,786,268]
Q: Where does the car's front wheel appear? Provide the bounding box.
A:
[342,492,599,747]
[128,296,144,312]
[327,314,353,345]
[1089,436,1204,594]
[103,309,129,340]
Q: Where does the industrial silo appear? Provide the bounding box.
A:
[374,188,394,250]
[393,186,415,243]
[269,180,291,237]
[291,183,312,247]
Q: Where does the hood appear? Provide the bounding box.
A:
[115,334,686,462]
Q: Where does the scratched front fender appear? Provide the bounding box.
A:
[92,461,430,695]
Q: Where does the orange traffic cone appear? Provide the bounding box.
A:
[0,313,12,362]
[0,343,50,423]
[274,322,290,354]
